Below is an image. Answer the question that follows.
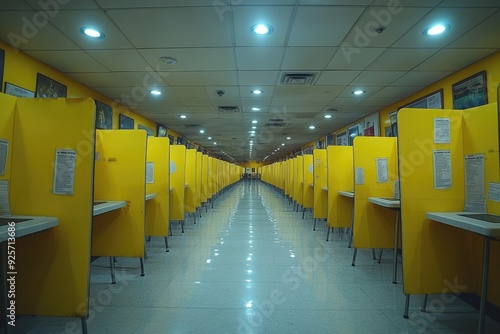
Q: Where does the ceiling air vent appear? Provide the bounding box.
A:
[265,118,287,127]
[279,72,318,86]
[184,124,201,128]
[217,106,240,113]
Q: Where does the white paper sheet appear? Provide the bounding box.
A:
[434,118,450,144]
[170,161,177,174]
[0,139,8,176]
[394,180,400,199]
[0,180,11,216]
[464,154,486,212]
[355,168,364,185]
[52,149,77,195]
[433,150,452,189]
[376,158,388,183]
[488,182,500,202]
[308,163,314,173]
[146,162,154,184]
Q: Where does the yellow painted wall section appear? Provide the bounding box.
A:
[92,130,147,258]
[398,108,476,295]
[196,152,203,208]
[0,93,16,183]
[145,137,170,237]
[239,160,267,169]
[302,154,314,209]
[327,146,354,228]
[184,149,197,213]
[352,137,398,249]
[11,98,95,317]
[169,145,186,220]
[201,154,208,203]
[313,149,328,219]
[207,157,214,198]
[0,40,156,131]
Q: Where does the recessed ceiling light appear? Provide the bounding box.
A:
[251,107,261,111]
[352,90,365,95]
[309,125,316,129]
[251,126,256,129]
[324,114,332,119]
[208,137,212,140]
[251,24,273,36]
[252,120,258,124]
[214,142,217,145]
[281,143,285,146]
[199,129,205,134]
[80,27,104,39]
[150,89,162,96]
[179,115,187,119]
[251,89,263,95]
[424,24,449,36]
[159,56,178,64]
[287,137,291,140]
[250,134,255,137]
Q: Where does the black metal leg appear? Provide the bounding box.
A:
[404,294,410,319]
[110,257,116,284]
[420,294,428,312]
[140,257,145,276]
[378,249,383,264]
[164,236,169,252]
[313,218,317,231]
[81,317,88,334]
[351,248,358,266]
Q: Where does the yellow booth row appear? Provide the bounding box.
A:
[260,102,500,334]
[0,94,242,333]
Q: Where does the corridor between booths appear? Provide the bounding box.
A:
[13,180,500,334]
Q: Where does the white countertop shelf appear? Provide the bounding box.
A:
[338,191,354,198]
[368,197,400,209]
[0,215,59,242]
[322,187,328,191]
[426,212,500,238]
[93,201,126,216]
[145,193,157,201]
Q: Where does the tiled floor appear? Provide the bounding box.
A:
[13,180,500,333]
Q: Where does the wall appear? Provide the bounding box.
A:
[238,160,267,169]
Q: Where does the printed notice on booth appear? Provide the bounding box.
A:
[0,139,8,176]
[434,118,450,144]
[433,150,452,189]
[376,158,388,183]
[464,154,486,212]
[146,162,154,184]
[52,149,76,195]
[355,168,364,185]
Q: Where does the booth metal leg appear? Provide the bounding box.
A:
[326,226,331,241]
[140,257,145,277]
[378,249,383,264]
[302,207,305,219]
[351,248,358,266]
[372,249,377,260]
[164,237,169,252]
[313,218,317,231]
[81,317,88,334]
[110,257,116,284]
[404,295,410,319]
[420,294,428,312]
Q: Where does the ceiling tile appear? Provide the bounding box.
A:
[448,11,500,48]
[235,47,285,70]
[289,7,365,46]
[372,0,441,6]
[170,86,209,98]
[327,47,386,70]
[0,11,79,51]
[391,70,453,86]
[96,0,212,7]
[315,71,361,85]
[0,0,31,9]
[205,86,241,98]
[438,0,500,7]
[371,85,424,98]
[239,85,276,98]
[93,86,138,99]
[241,98,272,110]
[336,85,383,98]
[415,49,497,71]
[86,49,150,71]
[351,70,407,86]
[138,48,236,72]
[66,72,130,87]
[366,48,438,70]
[107,7,232,48]
[233,6,294,47]
[161,71,238,86]
[393,8,496,48]
[212,97,243,106]
[25,0,100,9]
[281,47,337,70]
[341,7,432,48]
[357,97,401,107]
[25,50,108,72]
[182,98,213,106]
[273,86,343,98]
[300,0,372,4]
[267,105,324,113]
[114,72,170,88]
[238,71,279,85]
[270,97,333,105]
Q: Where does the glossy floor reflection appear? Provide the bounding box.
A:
[13,180,500,333]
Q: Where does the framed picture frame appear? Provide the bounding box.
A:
[400,89,444,110]
[35,73,67,98]
[0,48,5,93]
[94,100,112,129]
[167,134,175,145]
[119,114,134,129]
[336,131,347,146]
[138,124,155,136]
[452,71,487,110]
[347,124,362,146]
[4,82,35,97]
[157,125,167,137]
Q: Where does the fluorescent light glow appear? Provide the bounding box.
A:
[208,136,212,140]
[252,126,256,129]
[251,107,261,111]
[252,120,258,124]
[309,125,316,129]
[425,24,449,36]
[281,143,285,146]
[214,142,217,145]
[199,129,205,134]
[150,89,161,96]
[287,137,291,140]
[80,27,104,39]
[353,90,365,95]
[251,89,263,95]
[179,115,187,119]
[324,114,332,119]
[251,24,273,35]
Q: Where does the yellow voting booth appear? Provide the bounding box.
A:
[302,154,314,219]
[184,149,197,223]
[398,103,500,325]
[196,151,203,213]
[326,146,354,241]
[145,136,170,251]
[313,149,328,230]
[92,130,147,276]
[170,145,186,232]
[3,96,95,329]
[201,154,209,211]
[295,156,304,210]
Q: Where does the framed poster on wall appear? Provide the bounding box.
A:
[138,124,154,136]
[0,48,4,92]
[157,125,167,137]
[452,71,487,110]
[119,114,134,129]
[4,82,35,97]
[95,100,112,129]
[400,89,444,110]
[35,73,67,98]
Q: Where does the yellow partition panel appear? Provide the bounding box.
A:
[207,157,214,198]
[201,154,208,203]
[398,108,476,295]
[169,145,186,220]
[11,98,95,317]
[303,154,314,209]
[327,146,354,228]
[92,130,146,258]
[184,149,197,213]
[313,149,328,219]
[145,137,170,237]
[196,152,203,208]
[0,93,16,182]
[352,137,398,249]
[284,160,289,196]
[290,158,296,201]
[295,156,304,205]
